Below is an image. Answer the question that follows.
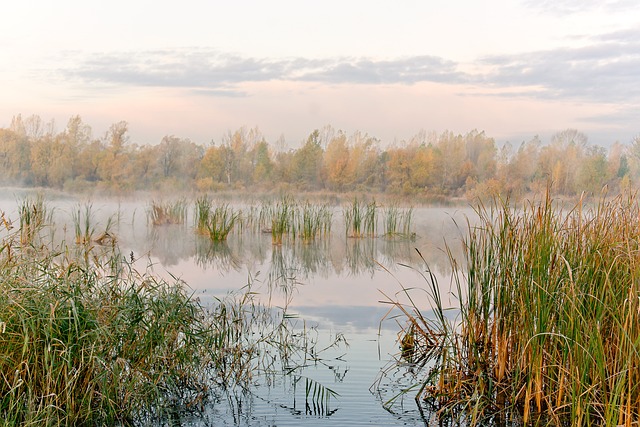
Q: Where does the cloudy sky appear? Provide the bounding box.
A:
[1,1,639,147]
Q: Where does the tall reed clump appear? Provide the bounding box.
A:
[147,199,188,226]
[344,198,377,238]
[0,201,341,425]
[270,196,296,245]
[71,203,117,251]
[297,201,333,243]
[385,192,640,426]
[18,193,52,245]
[383,204,415,240]
[194,196,240,242]
[0,226,217,425]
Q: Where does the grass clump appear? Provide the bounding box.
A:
[382,204,415,240]
[297,201,333,243]
[17,193,52,245]
[0,230,216,425]
[270,195,296,245]
[344,198,377,238]
[194,197,240,242]
[0,200,341,425]
[383,191,640,426]
[147,199,188,226]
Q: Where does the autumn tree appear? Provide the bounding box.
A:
[535,129,588,195]
[345,132,382,190]
[251,139,274,186]
[199,143,234,187]
[575,145,608,194]
[291,130,324,190]
[324,131,350,191]
[97,121,133,191]
[436,131,469,194]
[496,137,541,197]
[0,127,31,184]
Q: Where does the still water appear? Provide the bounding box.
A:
[0,189,475,426]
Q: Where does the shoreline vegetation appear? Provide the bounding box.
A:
[1,114,638,204]
[382,190,640,425]
[3,183,640,425]
[0,195,345,426]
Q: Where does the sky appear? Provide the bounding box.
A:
[1,0,639,148]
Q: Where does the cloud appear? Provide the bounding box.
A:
[523,0,638,15]
[57,27,640,107]
[478,30,640,103]
[59,48,465,90]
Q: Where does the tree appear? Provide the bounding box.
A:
[576,146,608,194]
[291,130,324,190]
[0,128,31,184]
[199,144,231,184]
[323,132,350,191]
[158,135,182,179]
[251,140,274,185]
[97,121,133,191]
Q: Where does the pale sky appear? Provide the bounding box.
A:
[1,1,639,148]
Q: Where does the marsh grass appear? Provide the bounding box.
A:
[298,202,333,243]
[344,198,377,238]
[0,200,342,425]
[17,193,52,245]
[383,204,415,240]
[147,199,188,226]
[71,203,117,251]
[194,197,240,242]
[0,232,216,425]
[270,196,296,245]
[382,191,640,426]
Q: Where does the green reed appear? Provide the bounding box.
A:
[194,195,213,233]
[147,199,188,226]
[298,202,333,243]
[383,191,640,426]
[0,234,215,425]
[270,196,296,245]
[0,203,340,425]
[344,198,377,238]
[383,204,414,239]
[17,193,51,245]
[71,202,117,253]
[194,197,240,242]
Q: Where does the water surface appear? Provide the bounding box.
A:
[0,190,475,426]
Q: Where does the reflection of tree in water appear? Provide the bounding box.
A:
[233,231,270,266]
[377,239,416,270]
[194,235,241,273]
[146,224,194,266]
[291,239,332,279]
[268,245,300,293]
[344,237,377,277]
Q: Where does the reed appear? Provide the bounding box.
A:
[194,197,240,242]
[17,193,51,245]
[270,196,296,245]
[0,203,340,425]
[383,191,640,425]
[194,195,213,234]
[207,205,240,242]
[0,232,215,424]
[147,199,188,226]
[344,198,377,238]
[297,202,333,243]
[383,204,415,240]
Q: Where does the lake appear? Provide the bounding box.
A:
[0,189,475,426]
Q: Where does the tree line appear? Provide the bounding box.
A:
[1,114,638,200]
